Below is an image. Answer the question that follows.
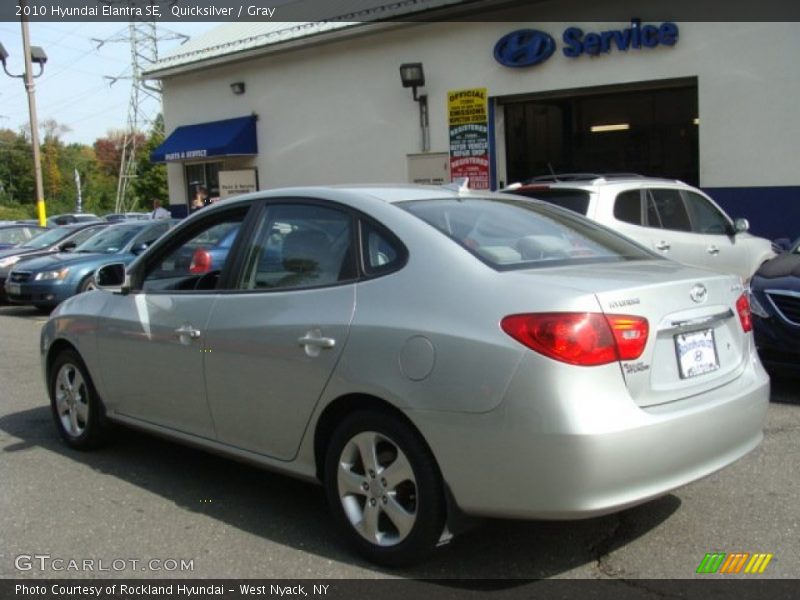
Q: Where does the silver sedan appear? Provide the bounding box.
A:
[40,185,769,566]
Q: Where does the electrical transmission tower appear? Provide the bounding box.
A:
[95,14,187,213]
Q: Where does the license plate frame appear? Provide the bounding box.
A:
[6,282,21,296]
[675,328,720,379]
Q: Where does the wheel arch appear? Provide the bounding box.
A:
[313,393,435,483]
[77,269,97,292]
[46,338,80,384]
[314,393,471,552]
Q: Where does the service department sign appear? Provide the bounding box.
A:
[494,19,679,68]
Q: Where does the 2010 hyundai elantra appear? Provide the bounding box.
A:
[40,184,769,566]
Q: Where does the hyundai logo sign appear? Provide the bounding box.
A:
[494,20,679,68]
[493,29,556,68]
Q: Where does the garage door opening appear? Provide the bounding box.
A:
[503,79,699,186]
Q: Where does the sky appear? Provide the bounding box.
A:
[0,21,218,145]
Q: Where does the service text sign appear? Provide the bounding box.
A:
[218,169,258,198]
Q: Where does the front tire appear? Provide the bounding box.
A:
[49,349,111,449]
[324,410,446,567]
[78,275,97,293]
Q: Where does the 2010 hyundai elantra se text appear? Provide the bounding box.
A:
[40,185,769,566]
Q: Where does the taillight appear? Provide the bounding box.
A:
[736,293,752,332]
[189,249,212,274]
[501,312,649,366]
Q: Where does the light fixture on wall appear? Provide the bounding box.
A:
[230,82,245,95]
[399,62,429,152]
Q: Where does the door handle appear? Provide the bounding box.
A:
[707,245,720,255]
[298,334,336,349]
[655,241,671,251]
[174,325,201,339]
[298,329,336,358]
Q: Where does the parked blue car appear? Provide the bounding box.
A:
[0,222,109,302]
[0,223,47,250]
[750,239,800,375]
[5,220,173,310]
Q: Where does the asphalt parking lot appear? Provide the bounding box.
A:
[0,304,798,582]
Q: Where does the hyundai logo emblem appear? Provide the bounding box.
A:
[690,284,708,304]
[494,29,556,68]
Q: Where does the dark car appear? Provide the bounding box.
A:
[0,224,47,250]
[0,222,110,302]
[5,220,173,310]
[750,239,800,375]
[104,212,151,222]
[46,213,102,227]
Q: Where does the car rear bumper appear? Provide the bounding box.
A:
[413,353,769,519]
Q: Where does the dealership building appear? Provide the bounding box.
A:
[146,2,800,239]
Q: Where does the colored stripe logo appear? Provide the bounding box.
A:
[696,553,773,574]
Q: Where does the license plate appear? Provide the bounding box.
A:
[6,283,21,296]
[675,329,719,379]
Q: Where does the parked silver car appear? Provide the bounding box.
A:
[41,185,768,566]
[504,175,775,281]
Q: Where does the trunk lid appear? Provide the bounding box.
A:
[514,259,750,407]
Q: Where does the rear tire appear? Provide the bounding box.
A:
[48,349,111,450]
[324,410,446,567]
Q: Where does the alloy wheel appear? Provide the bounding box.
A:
[336,431,418,547]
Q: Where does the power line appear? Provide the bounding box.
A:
[97,18,187,213]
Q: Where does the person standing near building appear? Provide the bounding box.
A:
[151,199,171,219]
[190,186,210,213]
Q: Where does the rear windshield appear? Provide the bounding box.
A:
[74,225,142,254]
[19,226,72,249]
[400,197,654,270]
[510,189,590,215]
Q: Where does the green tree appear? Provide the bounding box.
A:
[0,128,35,213]
[130,115,167,208]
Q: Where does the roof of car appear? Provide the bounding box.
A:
[210,184,508,211]
[56,221,108,230]
[0,222,45,228]
[507,174,689,191]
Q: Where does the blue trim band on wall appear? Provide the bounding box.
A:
[703,186,800,241]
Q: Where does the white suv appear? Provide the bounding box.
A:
[504,175,775,281]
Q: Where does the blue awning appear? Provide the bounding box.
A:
[151,115,258,163]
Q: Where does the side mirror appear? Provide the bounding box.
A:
[59,241,77,252]
[95,263,129,294]
[734,218,750,234]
